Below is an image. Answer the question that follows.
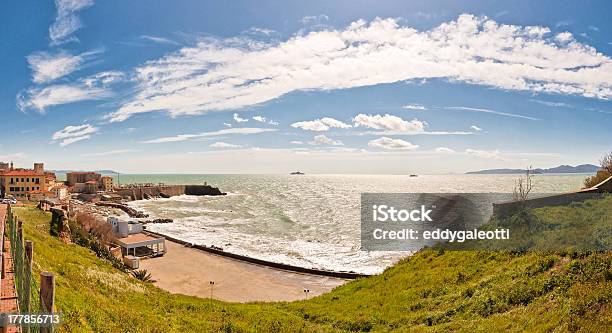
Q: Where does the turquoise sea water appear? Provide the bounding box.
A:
[119,173,587,274]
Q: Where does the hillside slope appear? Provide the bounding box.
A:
[12,197,611,332]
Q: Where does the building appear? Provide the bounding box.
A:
[101,176,114,191]
[49,184,68,200]
[84,180,99,194]
[66,172,101,186]
[0,163,52,199]
[107,217,166,258]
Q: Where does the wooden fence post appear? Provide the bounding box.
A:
[24,241,33,316]
[40,272,55,333]
[17,220,23,247]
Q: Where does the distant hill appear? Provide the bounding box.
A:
[467,164,599,174]
[51,169,120,175]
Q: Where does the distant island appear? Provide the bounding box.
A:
[290,171,305,175]
[466,164,599,174]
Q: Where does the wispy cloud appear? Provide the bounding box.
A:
[49,0,94,45]
[52,124,98,146]
[27,49,100,84]
[368,137,418,150]
[141,127,277,144]
[140,35,180,45]
[17,84,111,113]
[308,134,343,146]
[291,117,351,131]
[403,103,427,111]
[470,125,482,131]
[107,14,612,122]
[353,114,426,133]
[529,99,572,108]
[209,142,242,149]
[83,149,139,156]
[445,106,539,120]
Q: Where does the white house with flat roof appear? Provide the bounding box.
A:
[107,217,166,258]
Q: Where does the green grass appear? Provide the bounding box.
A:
[11,196,612,332]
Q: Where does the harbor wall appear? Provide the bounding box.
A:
[115,185,225,201]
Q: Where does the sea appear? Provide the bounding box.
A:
[113,173,588,275]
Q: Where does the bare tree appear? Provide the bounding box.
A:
[513,166,533,202]
[584,151,612,188]
[600,152,612,174]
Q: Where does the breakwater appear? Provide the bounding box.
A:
[115,184,226,201]
[143,230,368,279]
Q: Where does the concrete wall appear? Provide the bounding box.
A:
[493,176,612,218]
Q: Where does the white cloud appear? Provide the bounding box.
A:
[233,113,248,122]
[49,0,94,45]
[309,134,343,146]
[83,149,139,156]
[445,106,539,120]
[290,141,304,145]
[27,50,98,84]
[52,124,98,146]
[403,103,427,110]
[252,115,279,126]
[465,148,506,161]
[554,32,574,44]
[140,35,180,45]
[470,125,482,131]
[291,117,352,131]
[368,137,418,150]
[209,142,243,149]
[353,114,426,133]
[529,99,572,108]
[107,14,612,122]
[17,84,111,113]
[435,147,455,153]
[223,122,232,127]
[301,15,329,25]
[82,70,124,87]
[141,127,277,144]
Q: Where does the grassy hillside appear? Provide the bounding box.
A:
[12,196,611,332]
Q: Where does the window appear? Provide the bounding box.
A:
[35,178,40,184]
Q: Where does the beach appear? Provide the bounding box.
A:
[138,240,348,302]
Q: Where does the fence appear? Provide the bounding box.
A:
[4,206,56,333]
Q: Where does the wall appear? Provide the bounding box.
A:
[492,176,612,218]
[114,184,225,201]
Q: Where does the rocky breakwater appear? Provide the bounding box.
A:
[95,202,149,218]
[115,184,226,201]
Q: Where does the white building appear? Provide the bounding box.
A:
[107,217,166,258]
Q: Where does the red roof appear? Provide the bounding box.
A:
[0,169,43,176]
[85,180,98,184]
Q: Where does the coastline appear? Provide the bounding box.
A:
[138,238,348,302]
[144,229,369,279]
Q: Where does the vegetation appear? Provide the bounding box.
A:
[584,151,612,188]
[12,200,612,332]
[131,269,156,283]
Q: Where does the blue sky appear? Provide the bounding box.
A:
[0,0,611,174]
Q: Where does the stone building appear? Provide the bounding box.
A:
[0,162,51,199]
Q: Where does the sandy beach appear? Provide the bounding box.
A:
[138,240,348,302]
